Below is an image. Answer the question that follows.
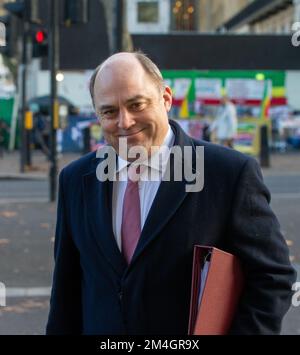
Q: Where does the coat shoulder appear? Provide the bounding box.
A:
[61,151,98,182]
[194,140,255,166]
[192,139,258,178]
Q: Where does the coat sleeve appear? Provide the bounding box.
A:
[228,157,296,335]
[46,168,82,334]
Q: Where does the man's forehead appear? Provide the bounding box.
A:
[94,65,156,99]
[94,66,148,96]
[95,94,151,110]
[94,75,149,99]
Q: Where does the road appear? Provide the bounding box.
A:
[0,174,299,265]
[0,173,299,335]
[0,180,49,204]
[0,174,299,196]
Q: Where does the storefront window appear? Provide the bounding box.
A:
[170,0,198,31]
[137,1,159,23]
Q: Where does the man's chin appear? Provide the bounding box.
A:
[117,141,151,162]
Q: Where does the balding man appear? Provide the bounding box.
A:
[46,52,295,335]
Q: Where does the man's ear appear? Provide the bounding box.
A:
[163,86,172,112]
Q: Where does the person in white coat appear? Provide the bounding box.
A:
[210,96,238,148]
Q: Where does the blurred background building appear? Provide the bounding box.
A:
[1,0,299,109]
[221,0,300,34]
[126,0,300,34]
[199,0,251,32]
[0,0,300,154]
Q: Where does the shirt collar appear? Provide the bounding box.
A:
[116,124,174,174]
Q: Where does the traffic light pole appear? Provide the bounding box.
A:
[49,0,59,202]
[116,0,124,52]
[20,20,29,173]
[114,0,125,52]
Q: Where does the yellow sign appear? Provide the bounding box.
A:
[53,100,59,129]
[234,117,271,156]
[25,111,33,130]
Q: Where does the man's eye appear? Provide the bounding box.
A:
[131,102,146,111]
[101,109,116,117]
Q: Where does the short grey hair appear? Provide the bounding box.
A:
[89,51,165,107]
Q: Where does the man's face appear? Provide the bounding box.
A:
[93,58,172,160]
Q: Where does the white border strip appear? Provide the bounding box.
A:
[272,193,300,199]
[6,287,51,298]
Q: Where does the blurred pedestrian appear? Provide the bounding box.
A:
[202,121,211,142]
[33,113,50,159]
[0,119,9,158]
[210,96,238,148]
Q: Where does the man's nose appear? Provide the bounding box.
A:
[117,108,135,129]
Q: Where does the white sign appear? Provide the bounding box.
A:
[0,22,6,47]
[0,282,6,307]
[195,79,222,99]
[0,68,16,99]
[172,78,192,100]
[226,79,271,100]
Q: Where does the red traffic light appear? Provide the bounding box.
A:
[32,29,48,58]
[35,30,46,43]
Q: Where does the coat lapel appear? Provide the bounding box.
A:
[132,178,188,266]
[83,157,127,277]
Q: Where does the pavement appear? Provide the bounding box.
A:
[0,151,79,181]
[0,149,299,335]
[261,151,300,176]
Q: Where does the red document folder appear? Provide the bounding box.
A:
[188,246,244,335]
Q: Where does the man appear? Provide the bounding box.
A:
[210,95,238,148]
[46,52,296,335]
[33,112,51,159]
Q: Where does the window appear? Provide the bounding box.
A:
[137,1,159,23]
[170,0,198,31]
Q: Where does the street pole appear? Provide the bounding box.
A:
[20,20,29,173]
[260,125,270,168]
[114,0,124,52]
[49,0,59,202]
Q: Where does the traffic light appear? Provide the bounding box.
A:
[64,0,89,26]
[32,28,48,58]
[1,0,39,59]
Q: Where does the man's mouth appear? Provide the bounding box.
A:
[118,128,145,137]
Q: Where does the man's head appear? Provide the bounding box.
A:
[89,52,172,160]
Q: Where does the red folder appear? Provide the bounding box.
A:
[188,246,244,335]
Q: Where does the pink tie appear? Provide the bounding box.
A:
[121,166,141,264]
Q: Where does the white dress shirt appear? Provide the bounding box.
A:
[112,125,175,252]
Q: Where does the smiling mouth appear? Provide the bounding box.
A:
[118,129,145,137]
